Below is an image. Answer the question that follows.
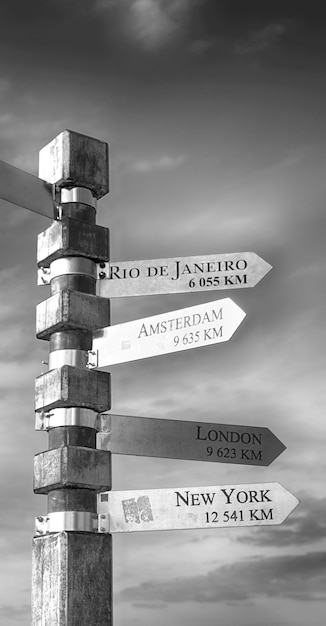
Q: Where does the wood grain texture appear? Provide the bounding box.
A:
[49,330,93,351]
[39,129,109,198]
[32,532,112,625]
[36,290,110,339]
[34,447,112,494]
[48,426,96,449]
[34,129,112,625]
[47,489,97,513]
[35,365,111,413]
[37,218,110,266]
[50,275,96,296]
[60,202,96,224]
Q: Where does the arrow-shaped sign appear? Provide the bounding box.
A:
[90,297,245,367]
[97,252,272,298]
[98,482,299,533]
[97,414,286,466]
[0,159,55,219]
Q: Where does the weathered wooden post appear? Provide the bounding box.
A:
[32,130,112,625]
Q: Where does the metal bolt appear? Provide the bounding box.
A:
[99,271,106,279]
[99,262,106,268]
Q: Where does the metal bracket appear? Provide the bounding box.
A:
[96,413,112,450]
[87,350,99,369]
[48,349,89,370]
[98,513,110,533]
[38,266,51,284]
[61,187,97,209]
[97,261,109,280]
[38,257,97,285]
[97,432,111,450]
[35,407,101,431]
[97,413,111,433]
[96,413,111,450]
[52,184,62,220]
[35,511,110,534]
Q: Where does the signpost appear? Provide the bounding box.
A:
[98,483,299,533]
[90,297,246,367]
[98,414,286,466]
[32,131,112,626]
[97,252,272,298]
[0,130,299,626]
[0,159,55,219]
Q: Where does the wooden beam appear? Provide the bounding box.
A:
[32,533,112,626]
[37,217,110,266]
[36,290,110,339]
[32,130,112,625]
[35,365,111,413]
[38,129,109,198]
[34,446,112,493]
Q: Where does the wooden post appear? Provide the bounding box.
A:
[32,130,112,625]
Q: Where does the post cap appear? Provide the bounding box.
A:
[39,130,109,199]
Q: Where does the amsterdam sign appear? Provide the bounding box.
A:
[98,482,299,533]
[97,414,286,466]
[90,297,246,367]
[97,252,272,298]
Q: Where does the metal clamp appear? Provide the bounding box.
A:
[97,413,111,433]
[87,350,98,369]
[61,187,97,209]
[52,184,62,220]
[96,413,112,450]
[38,266,51,284]
[97,432,111,451]
[97,261,109,279]
[35,407,101,431]
[48,349,89,370]
[35,512,110,534]
[38,257,97,285]
[95,414,110,450]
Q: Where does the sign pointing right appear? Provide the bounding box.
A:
[98,483,299,533]
[98,414,286,466]
[91,297,246,367]
[97,252,272,298]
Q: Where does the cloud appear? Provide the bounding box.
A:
[0,78,10,96]
[134,601,167,609]
[189,38,216,55]
[0,113,12,124]
[237,495,326,547]
[94,0,117,8]
[94,0,190,49]
[0,265,44,364]
[0,604,30,622]
[128,154,187,173]
[124,0,200,50]
[235,23,287,56]
[129,0,177,49]
[118,551,326,606]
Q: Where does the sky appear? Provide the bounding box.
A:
[0,0,326,624]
